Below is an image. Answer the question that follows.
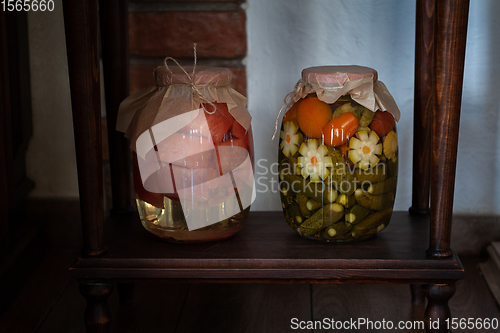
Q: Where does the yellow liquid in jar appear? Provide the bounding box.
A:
[136,195,248,243]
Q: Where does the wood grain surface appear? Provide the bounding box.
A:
[428,0,470,258]
[99,0,133,215]
[70,211,464,282]
[410,0,435,215]
[62,0,106,257]
[4,257,492,333]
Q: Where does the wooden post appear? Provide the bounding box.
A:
[99,0,133,215]
[410,0,435,216]
[427,0,469,259]
[424,284,456,333]
[80,282,114,333]
[62,0,106,257]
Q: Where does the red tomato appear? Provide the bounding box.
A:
[230,119,247,140]
[202,102,233,143]
[322,112,359,147]
[370,111,395,137]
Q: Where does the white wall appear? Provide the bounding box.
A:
[247,0,500,214]
[26,0,79,199]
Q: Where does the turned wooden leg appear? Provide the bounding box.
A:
[424,284,455,333]
[117,283,135,304]
[410,284,425,305]
[80,282,114,333]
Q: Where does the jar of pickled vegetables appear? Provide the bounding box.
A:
[118,65,254,242]
[278,66,400,242]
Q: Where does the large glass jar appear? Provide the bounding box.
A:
[119,66,254,242]
[278,66,400,242]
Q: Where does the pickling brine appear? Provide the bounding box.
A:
[278,66,400,242]
[118,63,254,243]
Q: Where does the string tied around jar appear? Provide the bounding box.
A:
[272,79,308,140]
[161,43,218,115]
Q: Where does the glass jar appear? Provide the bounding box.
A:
[120,66,254,242]
[278,66,400,242]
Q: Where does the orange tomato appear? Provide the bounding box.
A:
[297,97,332,139]
[282,101,299,123]
[370,111,395,137]
[323,112,359,147]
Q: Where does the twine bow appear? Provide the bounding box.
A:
[161,43,217,114]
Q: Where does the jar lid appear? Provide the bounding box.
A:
[154,65,232,87]
[302,65,378,85]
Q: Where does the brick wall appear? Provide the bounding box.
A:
[128,0,248,95]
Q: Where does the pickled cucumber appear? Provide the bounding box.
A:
[359,108,375,127]
[353,163,387,183]
[288,203,304,225]
[283,173,337,203]
[345,204,372,224]
[387,156,398,178]
[332,102,361,120]
[328,163,357,195]
[280,192,288,209]
[354,189,394,211]
[357,126,371,132]
[300,208,325,236]
[351,209,392,237]
[306,198,322,211]
[367,177,397,195]
[323,221,353,238]
[300,203,344,237]
[322,203,345,224]
[288,155,302,175]
[297,193,312,218]
[336,193,357,209]
[326,148,345,167]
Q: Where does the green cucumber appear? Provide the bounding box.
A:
[300,203,344,236]
[306,198,322,211]
[351,209,392,238]
[354,164,387,183]
[336,193,357,209]
[297,193,312,218]
[283,173,337,203]
[328,163,357,195]
[345,204,372,224]
[324,221,353,238]
[288,203,304,225]
[359,108,375,127]
[354,189,394,211]
[367,177,397,195]
[332,102,361,120]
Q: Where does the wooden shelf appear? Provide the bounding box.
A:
[70,211,464,283]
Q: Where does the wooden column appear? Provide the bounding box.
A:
[99,0,133,215]
[0,10,13,248]
[62,0,106,257]
[410,0,435,216]
[425,284,456,333]
[79,281,114,333]
[427,0,469,259]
